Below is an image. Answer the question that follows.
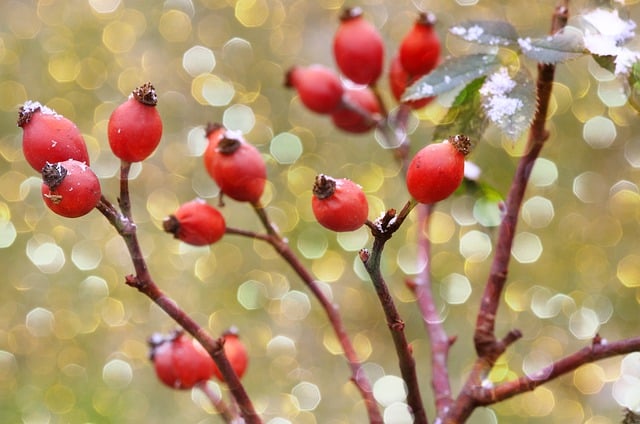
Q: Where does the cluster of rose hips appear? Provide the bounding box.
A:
[149,328,247,390]
[17,5,470,395]
[292,8,470,234]
[18,82,163,218]
[286,7,441,135]
[17,82,252,391]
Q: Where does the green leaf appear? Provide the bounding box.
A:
[480,67,536,140]
[518,30,585,64]
[433,77,488,143]
[403,54,501,102]
[449,20,520,47]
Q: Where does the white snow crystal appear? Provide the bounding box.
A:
[450,25,484,41]
[479,67,516,97]
[615,47,640,75]
[582,8,636,42]
[582,8,639,75]
[480,67,523,125]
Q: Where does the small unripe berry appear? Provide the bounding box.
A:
[204,131,266,204]
[312,174,368,232]
[331,86,381,133]
[406,135,471,204]
[108,82,163,162]
[18,101,90,172]
[41,159,101,218]
[286,65,344,114]
[399,12,441,78]
[211,328,248,382]
[149,331,215,390]
[333,7,384,85]
[163,199,226,246]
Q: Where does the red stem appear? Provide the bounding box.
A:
[197,381,239,423]
[408,203,454,417]
[361,202,427,424]
[236,203,384,424]
[473,0,568,360]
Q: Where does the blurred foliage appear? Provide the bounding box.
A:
[1,0,640,423]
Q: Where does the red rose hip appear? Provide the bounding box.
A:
[18,101,90,172]
[399,12,441,78]
[41,159,101,218]
[389,54,434,109]
[204,131,266,204]
[108,82,163,162]
[163,199,226,246]
[406,135,471,204]
[149,330,215,390]
[333,7,384,85]
[211,328,248,382]
[286,65,344,114]
[331,86,381,133]
[312,174,368,232]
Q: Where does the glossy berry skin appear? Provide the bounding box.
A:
[204,132,266,204]
[211,330,248,382]
[149,331,215,390]
[163,199,226,246]
[389,54,433,109]
[312,174,368,232]
[331,86,381,133]
[399,12,441,78]
[333,7,384,85]
[41,159,101,218]
[286,65,344,114]
[108,82,163,162]
[406,135,471,204]
[18,101,90,172]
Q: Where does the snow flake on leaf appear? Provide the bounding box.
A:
[479,67,522,125]
[581,8,640,75]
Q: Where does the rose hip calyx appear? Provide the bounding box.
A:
[132,82,158,106]
[42,162,68,191]
[313,174,337,200]
[448,134,472,156]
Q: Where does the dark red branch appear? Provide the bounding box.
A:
[96,168,261,423]
[408,203,455,416]
[241,203,384,424]
[478,335,640,404]
[362,204,427,424]
[473,0,569,359]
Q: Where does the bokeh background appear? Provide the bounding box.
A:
[2,0,640,422]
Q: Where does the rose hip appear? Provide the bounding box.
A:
[18,101,89,172]
[108,82,163,163]
[41,159,101,218]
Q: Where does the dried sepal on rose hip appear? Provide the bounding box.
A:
[333,7,384,85]
[41,159,101,218]
[312,174,369,232]
[285,65,344,115]
[211,327,248,382]
[163,199,226,246]
[203,129,266,204]
[399,12,441,78]
[406,135,472,204]
[148,330,215,390]
[18,100,90,172]
[108,82,163,163]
